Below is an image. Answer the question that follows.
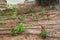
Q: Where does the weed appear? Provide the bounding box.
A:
[20,17,25,23]
[49,5,55,10]
[32,13,38,21]
[24,10,28,14]
[41,8,46,19]
[9,11,18,18]
[29,8,36,13]
[11,17,25,36]
[0,11,5,16]
[40,25,47,38]
[11,23,24,36]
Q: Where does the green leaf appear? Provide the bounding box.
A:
[9,11,18,18]
[49,5,55,9]
[20,17,25,23]
[40,29,47,38]
[11,23,24,36]
[11,16,25,36]
[41,8,46,14]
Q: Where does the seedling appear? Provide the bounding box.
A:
[0,11,5,16]
[20,17,25,23]
[32,13,38,21]
[24,10,28,14]
[9,11,18,18]
[0,8,14,16]
[55,6,60,11]
[40,25,47,38]
[29,8,36,13]
[11,17,25,36]
[49,5,55,10]
[11,23,24,36]
[3,8,14,12]
[41,8,46,19]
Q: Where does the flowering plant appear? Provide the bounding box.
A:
[40,25,47,38]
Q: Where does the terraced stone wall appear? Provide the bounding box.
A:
[0,6,60,40]
[0,0,7,10]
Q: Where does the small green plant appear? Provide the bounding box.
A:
[41,8,46,14]
[11,17,25,36]
[55,6,60,11]
[0,8,14,16]
[24,10,28,14]
[9,11,18,18]
[40,25,47,38]
[49,5,55,10]
[20,17,25,23]
[0,11,5,16]
[3,8,14,12]
[29,8,36,13]
[32,13,38,21]
[41,8,46,19]
[11,23,24,36]
[4,8,18,18]
[24,8,36,14]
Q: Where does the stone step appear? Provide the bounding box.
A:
[0,24,60,31]
[0,19,59,24]
[0,5,7,8]
[0,23,59,28]
[0,14,59,23]
[0,8,6,10]
[25,20,60,25]
[0,3,7,5]
[0,20,60,28]
[0,31,11,35]
[24,25,60,29]
[0,28,51,32]
[0,28,60,37]
[26,9,60,15]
